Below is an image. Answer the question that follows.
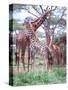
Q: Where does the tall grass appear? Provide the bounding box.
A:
[11,67,66,86]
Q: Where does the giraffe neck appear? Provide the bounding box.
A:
[26,10,50,39]
[26,21,36,39]
[45,30,51,45]
[31,10,50,31]
[30,35,45,55]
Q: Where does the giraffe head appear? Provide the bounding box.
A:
[24,16,34,27]
[43,7,51,18]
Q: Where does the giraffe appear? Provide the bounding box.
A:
[30,26,62,71]
[16,8,51,72]
[30,34,53,71]
[48,34,62,66]
[56,35,66,65]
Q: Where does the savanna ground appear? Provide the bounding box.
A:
[9,52,66,86]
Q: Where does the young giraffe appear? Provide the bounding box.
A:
[48,36,62,66]
[45,28,62,65]
[16,8,51,72]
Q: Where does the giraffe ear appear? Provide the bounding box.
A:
[44,8,51,14]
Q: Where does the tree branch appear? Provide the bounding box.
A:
[39,5,44,13]
[53,8,66,30]
[32,5,42,15]
[24,8,38,17]
[51,6,57,11]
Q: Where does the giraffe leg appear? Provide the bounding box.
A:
[15,52,17,65]
[48,59,53,72]
[30,51,32,70]
[15,55,17,65]
[31,51,35,70]
[28,41,30,72]
[22,49,25,71]
[44,50,48,71]
[57,53,62,67]
[55,51,60,67]
[60,52,63,66]
[31,58,33,70]
[31,58,35,71]
[44,58,48,71]
[28,46,30,72]
[16,48,20,72]
[59,51,62,67]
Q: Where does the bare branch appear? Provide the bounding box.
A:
[24,8,38,17]
[57,8,66,25]
[46,6,49,10]
[60,8,66,19]
[39,5,44,13]
[51,6,57,11]
[13,5,39,18]
[50,7,66,31]
[32,5,42,15]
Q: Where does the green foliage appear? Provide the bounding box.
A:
[50,17,59,25]
[37,31,45,38]
[12,67,66,86]
[50,17,66,26]
[9,19,26,30]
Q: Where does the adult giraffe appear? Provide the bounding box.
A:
[30,35,53,71]
[16,8,51,72]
